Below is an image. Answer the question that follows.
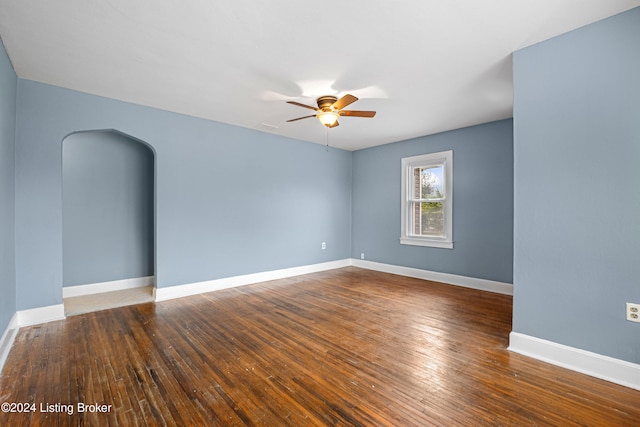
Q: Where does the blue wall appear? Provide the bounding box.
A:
[513,7,640,363]
[0,40,17,334]
[352,119,513,283]
[15,80,352,310]
[63,130,154,286]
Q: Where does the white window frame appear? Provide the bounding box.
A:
[400,150,453,249]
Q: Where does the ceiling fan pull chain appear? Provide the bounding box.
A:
[326,127,329,152]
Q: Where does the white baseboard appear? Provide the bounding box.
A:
[155,259,351,302]
[0,313,19,373]
[350,259,514,295]
[509,332,640,391]
[156,258,513,302]
[16,304,66,327]
[63,276,155,298]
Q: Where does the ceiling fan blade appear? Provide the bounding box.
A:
[332,94,358,110]
[286,101,318,111]
[339,110,376,118]
[286,115,316,122]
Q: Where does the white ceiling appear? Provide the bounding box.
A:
[1,1,638,151]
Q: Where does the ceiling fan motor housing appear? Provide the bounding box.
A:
[317,95,338,110]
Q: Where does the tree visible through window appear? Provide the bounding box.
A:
[401,151,453,248]
[413,165,445,236]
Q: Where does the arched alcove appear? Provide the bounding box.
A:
[62,130,155,314]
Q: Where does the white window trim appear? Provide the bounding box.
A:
[400,150,453,249]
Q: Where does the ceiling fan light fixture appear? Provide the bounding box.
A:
[317,111,339,127]
[286,94,374,128]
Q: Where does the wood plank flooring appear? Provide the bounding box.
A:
[1,267,638,426]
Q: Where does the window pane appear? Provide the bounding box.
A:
[418,166,444,199]
[412,201,421,235]
[419,202,444,236]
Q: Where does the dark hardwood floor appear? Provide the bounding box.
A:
[1,267,638,426]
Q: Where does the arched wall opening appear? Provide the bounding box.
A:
[62,130,155,311]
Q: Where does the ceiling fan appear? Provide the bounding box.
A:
[286,94,376,128]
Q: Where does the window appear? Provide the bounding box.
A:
[400,150,453,248]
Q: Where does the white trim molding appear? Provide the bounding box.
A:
[351,259,513,295]
[509,332,640,391]
[0,314,19,372]
[16,304,66,327]
[63,276,155,298]
[155,259,351,302]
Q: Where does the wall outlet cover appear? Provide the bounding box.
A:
[626,302,640,323]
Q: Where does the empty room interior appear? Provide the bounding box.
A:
[0,2,639,425]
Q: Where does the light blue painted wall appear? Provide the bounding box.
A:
[15,80,352,310]
[352,119,513,283]
[63,131,154,286]
[512,7,640,363]
[0,40,17,333]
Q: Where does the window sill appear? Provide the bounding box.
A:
[400,237,453,249]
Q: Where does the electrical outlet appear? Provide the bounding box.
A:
[360,253,365,260]
[321,242,326,250]
[627,303,640,323]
